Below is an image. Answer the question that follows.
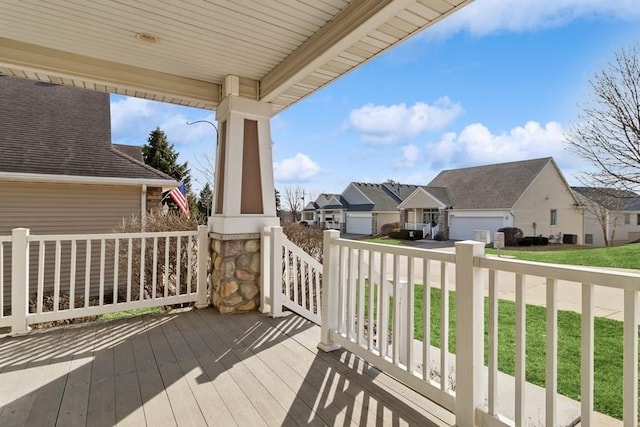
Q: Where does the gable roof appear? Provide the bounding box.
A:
[428,158,553,209]
[113,144,144,162]
[0,75,176,186]
[348,182,420,212]
[572,187,640,211]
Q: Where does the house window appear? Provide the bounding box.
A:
[585,234,593,244]
[637,214,640,225]
[550,209,557,226]
[625,213,630,225]
[422,208,439,224]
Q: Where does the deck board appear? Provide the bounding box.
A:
[0,309,455,427]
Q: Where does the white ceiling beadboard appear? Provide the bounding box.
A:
[0,0,472,112]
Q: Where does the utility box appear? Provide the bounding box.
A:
[474,229,491,244]
[494,232,505,249]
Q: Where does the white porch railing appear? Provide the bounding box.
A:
[405,222,439,239]
[319,231,640,427]
[261,226,322,324]
[0,226,209,336]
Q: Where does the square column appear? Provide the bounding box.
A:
[208,76,279,312]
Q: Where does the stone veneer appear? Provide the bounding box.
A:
[146,186,163,213]
[209,232,261,314]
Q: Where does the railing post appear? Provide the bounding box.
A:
[259,227,271,314]
[269,226,283,317]
[455,240,486,427]
[10,228,30,335]
[318,229,340,352]
[195,225,209,309]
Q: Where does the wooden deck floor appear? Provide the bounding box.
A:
[0,309,454,426]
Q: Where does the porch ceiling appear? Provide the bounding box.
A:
[0,0,472,113]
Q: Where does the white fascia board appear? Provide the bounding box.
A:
[0,172,178,189]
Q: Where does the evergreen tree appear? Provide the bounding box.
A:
[142,127,196,214]
[198,183,213,217]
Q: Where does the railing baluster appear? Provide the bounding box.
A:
[293,252,299,305]
[546,278,557,426]
[422,258,430,382]
[99,239,105,306]
[140,237,146,300]
[84,239,91,307]
[357,249,365,345]
[515,273,525,426]
[70,240,77,310]
[314,268,321,315]
[53,240,61,312]
[406,256,415,373]
[367,249,374,351]
[377,250,383,354]
[37,241,45,314]
[337,246,344,334]
[392,254,400,365]
[581,283,594,427]
[127,238,132,302]
[113,238,119,304]
[440,261,448,391]
[302,262,309,310]
[152,237,158,299]
[284,248,290,300]
[176,236,181,295]
[0,242,3,317]
[347,248,356,340]
[380,251,388,358]
[488,269,498,415]
[187,235,192,294]
[164,236,169,298]
[623,289,638,427]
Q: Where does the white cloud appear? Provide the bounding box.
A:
[274,153,321,183]
[430,0,640,38]
[397,144,421,168]
[110,96,215,145]
[427,121,584,170]
[348,97,463,144]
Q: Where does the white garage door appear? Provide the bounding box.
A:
[346,215,372,235]
[450,217,504,241]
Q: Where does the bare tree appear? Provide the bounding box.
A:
[566,44,640,190]
[283,186,305,222]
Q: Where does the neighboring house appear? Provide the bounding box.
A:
[0,75,177,236]
[306,182,419,235]
[400,157,584,243]
[572,187,640,246]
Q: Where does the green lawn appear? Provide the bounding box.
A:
[359,236,406,246]
[487,243,640,270]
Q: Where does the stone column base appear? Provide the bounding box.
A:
[209,232,261,314]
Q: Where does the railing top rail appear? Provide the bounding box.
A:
[333,237,456,263]
[282,235,323,272]
[27,229,199,242]
[479,254,640,291]
[0,236,10,243]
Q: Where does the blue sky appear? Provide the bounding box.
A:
[110,0,640,197]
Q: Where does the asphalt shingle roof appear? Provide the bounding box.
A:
[0,75,174,182]
[350,182,420,211]
[427,158,552,209]
[572,187,640,211]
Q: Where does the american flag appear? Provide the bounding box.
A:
[168,183,190,218]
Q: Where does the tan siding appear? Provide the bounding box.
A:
[1,181,142,312]
[512,162,583,242]
[375,213,400,233]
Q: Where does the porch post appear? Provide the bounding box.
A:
[10,228,30,335]
[259,227,271,314]
[207,75,280,314]
[319,229,340,352]
[455,240,485,427]
[269,226,283,317]
[195,225,209,309]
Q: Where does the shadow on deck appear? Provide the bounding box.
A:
[0,309,454,426]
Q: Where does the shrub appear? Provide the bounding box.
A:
[389,229,423,240]
[379,222,401,236]
[112,212,200,301]
[282,222,323,261]
[498,227,524,247]
[518,236,549,246]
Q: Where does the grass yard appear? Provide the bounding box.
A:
[359,236,406,246]
[487,243,640,270]
[373,285,628,419]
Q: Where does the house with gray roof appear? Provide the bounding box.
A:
[400,157,584,243]
[0,74,177,236]
[305,182,420,234]
[572,187,640,246]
